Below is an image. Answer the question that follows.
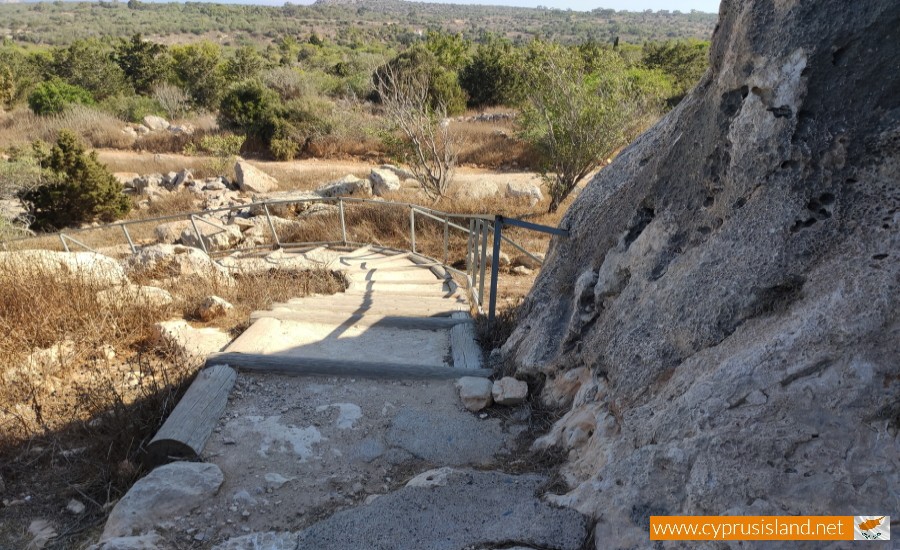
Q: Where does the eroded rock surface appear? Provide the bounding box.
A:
[504,0,899,546]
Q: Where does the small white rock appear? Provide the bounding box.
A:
[456,377,493,412]
[66,499,86,515]
[198,296,234,322]
[512,265,533,276]
[492,377,529,405]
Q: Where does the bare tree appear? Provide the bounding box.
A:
[374,64,458,201]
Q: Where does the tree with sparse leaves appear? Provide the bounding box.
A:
[519,42,647,212]
[21,130,130,230]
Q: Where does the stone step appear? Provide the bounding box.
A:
[270,301,464,317]
[249,310,473,329]
[284,294,468,308]
[206,352,492,379]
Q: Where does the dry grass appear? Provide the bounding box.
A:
[0,252,341,549]
[453,119,540,171]
[0,106,134,151]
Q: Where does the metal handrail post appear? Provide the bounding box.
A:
[122,224,136,255]
[488,216,503,323]
[338,198,347,246]
[470,218,479,298]
[59,234,69,252]
[263,204,281,248]
[409,207,416,253]
[443,216,449,265]
[478,220,489,305]
[189,215,209,255]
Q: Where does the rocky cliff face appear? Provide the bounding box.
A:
[505,0,899,546]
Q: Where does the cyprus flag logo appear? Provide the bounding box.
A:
[854,516,890,541]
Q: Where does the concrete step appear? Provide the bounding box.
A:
[272,297,469,317]
[284,294,468,308]
[206,352,492,379]
[249,310,473,329]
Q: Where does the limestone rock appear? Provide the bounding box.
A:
[511,265,533,276]
[369,168,401,196]
[512,253,544,269]
[316,175,371,197]
[113,173,140,186]
[172,169,193,188]
[125,244,234,287]
[483,248,510,267]
[153,319,230,359]
[450,181,499,200]
[198,295,234,321]
[503,1,900,545]
[66,499,85,515]
[235,161,278,193]
[212,532,297,550]
[142,115,169,131]
[491,377,528,405]
[101,462,224,540]
[0,250,128,289]
[248,190,319,217]
[153,220,193,244]
[87,533,163,550]
[505,181,543,206]
[180,221,243,252]
[455,377,493,412]
[27,519,57,549]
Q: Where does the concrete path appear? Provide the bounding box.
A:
[98,246,588,549]
[212,245,489,377]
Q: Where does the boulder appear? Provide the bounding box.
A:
[0,250,128,289]
[503,1,900,545]
[197,295,233,321]
[248,190,319,217]
[235,161,278,193]
[483,248,510,267]
[121,127,138,139]
[511,265,533,276]
[130,174,164,194]
[455,377,493,412]
[101,462,223,540]
[378,164,417,181]
[124,244,234,287]
[491,377,528,405]
[505,181,543,206]
[316,175,371,198]
[202,178,228,191]
[369,168,401,196]
[450,181,499,200]
[141,115,170,132]
[152,319,231,359]
[180,221,243,252]
[512,253,544,269]
[134,125,150,136]
[113,173,140,186]
[169,124,195,135]
[153,220,193,244]
[172,169,193,188]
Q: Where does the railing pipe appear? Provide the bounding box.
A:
[409,207,416,253]
[338,198,347,246]
[59,234,69,252]
[478,220,489,305]
[443,216,449,265]
[122,224,136,254]
[488,216,503,323]
[189,215,209,255]
[262,204,281,248]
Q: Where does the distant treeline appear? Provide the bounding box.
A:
[0,1,716,47]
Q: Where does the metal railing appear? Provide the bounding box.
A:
[1,197,568,322]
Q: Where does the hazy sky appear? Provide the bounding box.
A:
[414,1,721,12]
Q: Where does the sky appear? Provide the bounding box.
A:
[414,1,721,12]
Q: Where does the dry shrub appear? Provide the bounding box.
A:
[0,250,342,548]
[454,120,540,170]
[0,106,133,150]
[138,190,200,219]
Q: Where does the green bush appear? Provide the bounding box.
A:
[195,134,245,157]
[27,79,95,115]
[374,47,467,116]
[459,37,525,108]
[48,38,130,100]
[218,79,280,137]
[20,130,130,231]
[99,93,165,123]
